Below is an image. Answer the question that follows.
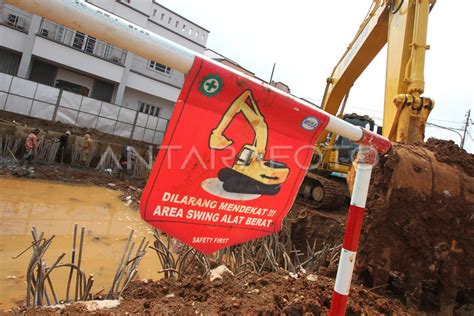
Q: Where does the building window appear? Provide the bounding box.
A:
[139,101,160,117]
[161,13,164,20]
[188,28,193,35]
[153,9,157,17]
[148,60,171,75]
[72,32,85,49]
[53,25,65,42]
[182,24,186,31]
[72,32,96,54]
[175,21,179,28]
[168,17,172,24]
[6,13,26,30]
[85,36,96,54]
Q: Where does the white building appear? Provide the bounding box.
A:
[0,0,209,144]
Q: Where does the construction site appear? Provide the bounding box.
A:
[0,0,473,315]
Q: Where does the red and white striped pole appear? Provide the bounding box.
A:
[329,145,377,316]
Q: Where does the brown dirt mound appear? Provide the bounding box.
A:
[289,204,346,255]
[424,138,474,177]
[357,141,474,315]
[8,273,412,315]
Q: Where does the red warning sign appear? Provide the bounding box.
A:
[140,56,329,254]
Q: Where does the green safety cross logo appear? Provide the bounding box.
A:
[199,74,223,97]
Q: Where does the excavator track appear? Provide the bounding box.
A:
[297,173,349,210]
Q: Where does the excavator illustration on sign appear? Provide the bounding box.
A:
[209,89,289,196]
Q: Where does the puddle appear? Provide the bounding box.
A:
[0,178,160,309]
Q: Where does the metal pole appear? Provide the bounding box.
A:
[52,88,63,122]
[269,62,276,84]
[329,146,375,316]
[460,109,471,149]
[338,87,352,117]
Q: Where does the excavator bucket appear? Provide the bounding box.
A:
[347,142,473,204]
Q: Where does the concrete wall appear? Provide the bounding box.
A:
[149,2,208,49]
[86,0,207,52]
[0,72,169,144]
[122,87,174,118]
[122,88,167,144]
[32,37,124,83]
[0,25,27,52]
[130,55,184,88]
[126,71,180,103]
[146,21,205,53]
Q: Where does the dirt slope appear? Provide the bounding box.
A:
[10,273,412,315]
[357,140,474,314]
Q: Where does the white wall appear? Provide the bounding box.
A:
[86,0,206,53]
[84,0,116,13]
[118,0,152,17]
[55,68,95,94]
[130,55,184,87]
[122,87,175,119]
[86,0,150,28]
[146,21,205,53]
[32,37,124,83]
[126,71,180,103]
[149,3,208,49]
[113,4,149,27]
[0,25,27,52]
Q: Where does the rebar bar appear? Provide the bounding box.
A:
[65,224,77,302]
[16,225,147,307]
[74,227,85,301]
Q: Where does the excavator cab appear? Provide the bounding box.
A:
[334,113,376,165]
[299,114,376,209]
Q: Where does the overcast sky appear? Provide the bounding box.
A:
[159,0,473,152]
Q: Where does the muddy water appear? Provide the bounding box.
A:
[0,178,160,309]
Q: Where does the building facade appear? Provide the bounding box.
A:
[0,0,209,144]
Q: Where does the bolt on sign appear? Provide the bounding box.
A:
[140,56,330,254]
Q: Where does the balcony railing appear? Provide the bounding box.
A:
[0,4,32,32]
[38,19,127,66]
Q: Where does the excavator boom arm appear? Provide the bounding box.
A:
[318,0,389,143]
[209,90,268,154]
[318,0,433,144]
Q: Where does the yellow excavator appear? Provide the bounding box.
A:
[209,89,290,195]
[299,0,436,208]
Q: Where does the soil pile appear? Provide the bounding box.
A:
[289,205,346,255]
[424,138,474,177]
[10,272,411,315]
[357,140,474,315]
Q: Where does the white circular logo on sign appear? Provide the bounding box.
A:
[301,116,319,131]
[203,78,220,94]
